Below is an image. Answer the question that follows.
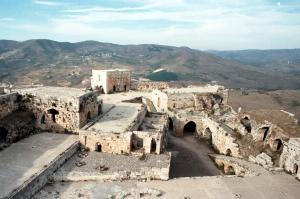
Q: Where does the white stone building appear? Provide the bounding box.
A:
[91,69,131,94]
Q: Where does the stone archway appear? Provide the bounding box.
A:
[183,121,196,135]
[113,85,116,92]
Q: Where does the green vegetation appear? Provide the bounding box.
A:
[146,71,179,82]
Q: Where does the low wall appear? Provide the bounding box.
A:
[8,141,79,199]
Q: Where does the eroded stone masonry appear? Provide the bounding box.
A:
[0,69,300,199]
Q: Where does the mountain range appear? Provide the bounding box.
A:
[0,39,299,90]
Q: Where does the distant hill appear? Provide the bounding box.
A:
[209,49,300,75]
[0,39,299,90]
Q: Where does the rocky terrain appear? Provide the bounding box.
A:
[0,39,300,90]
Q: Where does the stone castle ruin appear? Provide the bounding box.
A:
[0,69,299,198]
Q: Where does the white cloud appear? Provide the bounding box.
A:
[33,0,65,6]
[8,0,300,49]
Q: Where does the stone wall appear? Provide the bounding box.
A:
[280,138,300,179]
[201,117,241,157]
[0,92,19,119]
[79,131,132,154]
[78,92,102,128]
[0,111,35,144]
[107,71,130,93]
[137,81,169,92]
[151,90,168,112]
[18,90,101,133]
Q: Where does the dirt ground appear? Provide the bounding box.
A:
[167,133,221,178]
[228,90,300,121]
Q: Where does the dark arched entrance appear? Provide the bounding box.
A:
[113,85,116,92]
[47,108,59,123]
[98,104,102,115]
[275,139,283,151]
[96,143,102,152]
[0,126,8,142]
[183,121,196,135]
[241,116,251,133]
[168,118,174,131]
[87,111,91,121]
[124,85,127,91]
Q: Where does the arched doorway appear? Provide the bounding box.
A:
[168,118,174,132]
[87,111,91,121]
[95,143,102,152]
[47,108,59,123]
[41,114,45,124]
[225,166,235,175]
[151,139,157,153]
[98,104,102,115]
[275,139,283,151]
[203,127,212,142]
[241,117,251,133]
[113,85,116,92]
[183,121,196,135]
[0,126,8,142]
[225,149,232,156]
[124,85,127,91]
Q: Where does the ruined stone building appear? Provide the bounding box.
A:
[1,76,300,199]
[0,86,102,145]
[91,69,131,94]
[150,84,300,177]
[79,97,169,155]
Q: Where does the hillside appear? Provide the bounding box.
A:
[209,49,300,74]
[0,39,299,89]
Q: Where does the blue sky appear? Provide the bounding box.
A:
[0,0,299,50]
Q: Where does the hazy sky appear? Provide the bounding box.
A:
[0,0,299,50]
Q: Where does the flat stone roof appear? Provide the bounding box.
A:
[92,69,130,72]
[16,86,92,100]
[140,113,167,132]
[0,133,78,198]
[86,102,144,134]
[164,85,222,94]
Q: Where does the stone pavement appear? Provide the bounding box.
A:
[34,174,300,199]
[0,133,78,198]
